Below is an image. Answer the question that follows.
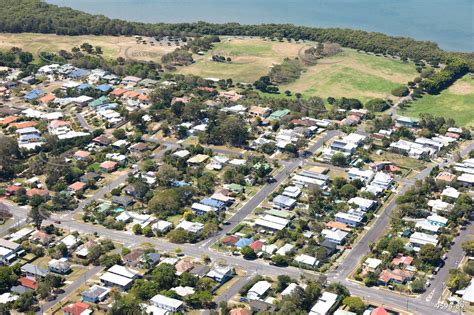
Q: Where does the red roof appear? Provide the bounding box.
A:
[74,150,91,159]
[222,235,239,245]
[249,240,263,251]
[100,161,117,170]
[11,121,37,129]
[63,302,89,315]
[6,185,21,193]
[110,88,128,96]
[230,308,252,315]
[68,181,86,191]
[391,254,414,266]
[49,119,69,128]
[26,188,49,198]
[19,277,37,289]
[38,94,56,104]
[371,306,389,315]
[0,116,19,125]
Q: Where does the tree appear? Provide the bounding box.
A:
[100,254,122,268]
[343,296,366,314]
[419,244,442,266]
[331,152,348,166]
[411,278,426,293]
[13,292,35,312]
[386,238,405,256]
[132,224,142,235]
[462,240,474,255]
[240,246,257,259]
[463,260,474,276]
[109,294,141,315]
[151,263,176,290]
[196,277,216,291]
[326,282,350,299]
[271,254,289,266]
[302,282,322,311]
[184,290,213,308]
[339,184,357,198]
[391,86,410,97]
[365,98,390,112]
[0,136,20,179]
[112,128,126,139]
[447,269,470,292]
[130,279,160,300]
[18,51,33,64]
[155,164,180,186]
[28,205,49,230]
[0,266,18,293]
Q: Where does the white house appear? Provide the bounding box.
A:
[150,294,184,313]
[347,168,374,183]
[309,292,339,315]
[247,281,271,300]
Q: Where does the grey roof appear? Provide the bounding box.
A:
[21,263,48,277]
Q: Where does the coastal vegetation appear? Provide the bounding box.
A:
[1,0,473,71]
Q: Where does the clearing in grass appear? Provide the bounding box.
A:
[399,74,474,127]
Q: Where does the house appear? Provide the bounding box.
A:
[370,172,393,190]
[191,202,218,215]
[294,254,318,267]
[190,264,211,278]
[441,186,460,200]
[249,106,271,118]
[171,286,195,297]
[247,280,271,300]
[206,265,233,283]
[150,294,184,313]
[378,269,414,285]
[461,278,474,305]
[267,109,290,122]
[458,173,474,186]
[175,259,194,275]
[81,284,110,303]
[111,195,135,207]
[348,168,374,183]
[30,230,52,245]
[48,258,71,274]
[428,199,453,213]
[175,220,204,234]
[436,172,456,183]
[409,232,438,250]
[121,76,142,86]
[129,142,148,154]
[230,308,252,315]
[61,234,80,250]
[254,215,289,231]
[38,94,56,105]
[371,306,390,315]
[152,220,173,234]
[123,249,145,267]
[0,239,21,264]
[200,198,226,212]
[389,140,430,159]
[222,235,239,246]
[364,258,382,272]
[74,150,91,161]
[282,186,301,198]
[321,228,348,244]
[395,116,419,128]
[26,188,49,199]
[427,214,448,227]
[391,254,414,267]
[75,240,97,258]
[187,154,209,165]
[68,181,87,194]
[348,197,376,212]
[249,240,264,252]
[21,263,49,278]
[272,194,297,209]
[63,302,91,315]
[19,276,38,290]
[139,253,161,269]
[335,211,365,227]
[108,265,139,279]
[276,243,295,256]
[100,272,134,291]
[80,172,100,184]
[100,161,118,173]
[309,291,339,315]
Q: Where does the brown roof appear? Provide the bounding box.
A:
[100,161,117,169]
[436,172,456,183]
[124,249,145,263]
[26,188,49,198]
[38,94,56,104]
[175,259,194,273]
[30,230,52,243]
[74,150,91,158]
[0,116,18,125]
[378,269,414,283]
[68,182,86,191]
[11,121,37,129]
[326,221,352,232]
[222,235,239,245]
[19,277,37,289]
[230,308,252,315]
[391,254,414,266]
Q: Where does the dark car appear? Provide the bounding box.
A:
[266,176,277,183]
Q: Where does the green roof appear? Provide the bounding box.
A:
[89,96,109,108]
[268,109,290,121]
[265,209,294,219]
[228,183,244,193]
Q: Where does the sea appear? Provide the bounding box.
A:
[46,0,473,52]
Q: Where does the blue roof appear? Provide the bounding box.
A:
[96,84,112,92]
[172,180,191,187]
[20,134,41,141]
[77,83,93,90]
[235,237,253,248]
[200,198,225,208]
[69,69,90,79]
[24,89,44,100]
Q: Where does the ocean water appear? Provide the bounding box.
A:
[46,0,473,52]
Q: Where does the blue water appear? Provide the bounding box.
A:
[46,0,473,52]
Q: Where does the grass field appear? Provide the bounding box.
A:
[281,49,418,102]
[178,37,306,83]
[0,33,174,63]
[399,74,474,127]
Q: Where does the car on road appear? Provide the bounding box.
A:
[54,220,61,224]
[425,280,431,288]
[266,176,277,183]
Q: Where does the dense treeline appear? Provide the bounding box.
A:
[420,57,469,94]
[1,0,473,70]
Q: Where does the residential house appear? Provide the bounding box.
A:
[48,258,71,274]
[409,232,438,250]
[100,161,117,173]
[206,265,233,283]
[348,168,374,183]
[63,302,91,315]
[150,294,184,313]
[321,228,348,245]
[81,284,110,303]
[364,258,382,272]
[175,259,194,275]
[247,280,271,300]
[378,269,414,285]
[309,291,339,315]
[294,254,318,267]
[249,106,271,118]
[175,220,204,234]
[391,254,414,268]
[21,263,49,278]
[348,197,376,212]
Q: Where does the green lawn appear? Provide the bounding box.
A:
[400,74,474,127]
[281,49,417,102]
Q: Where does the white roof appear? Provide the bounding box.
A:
[153,220,173,231]
[176,220,203,233]
[364,257,382,269]
[321,228,348,242]
[309,292,338,315]
[151,294,184,309]
[248,280,271,297]
[276,244,294,256]
[415,220,440,233]
[348,197,376,210]
[410,232,438,247]
[107,265,139,279]
[442,186,460,199]
[100,272,133,287]
[61,234,79,248]
[281,283,299,296]
[173,150,190,158]
[462,279,474,303]
[192,202,216,213]
[427,214,448,225]
[459,173,474,183]
[428,199,453,212]
[295,254,318,266]
[171,286,195,297]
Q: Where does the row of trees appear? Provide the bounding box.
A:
[2,0,472,69]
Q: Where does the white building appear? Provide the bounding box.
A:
[309,292,339,315]
[247,281,271,300]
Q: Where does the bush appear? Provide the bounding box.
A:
[365,98,390,112]
[391,86,409,97]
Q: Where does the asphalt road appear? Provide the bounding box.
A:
[75,113,92,131]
